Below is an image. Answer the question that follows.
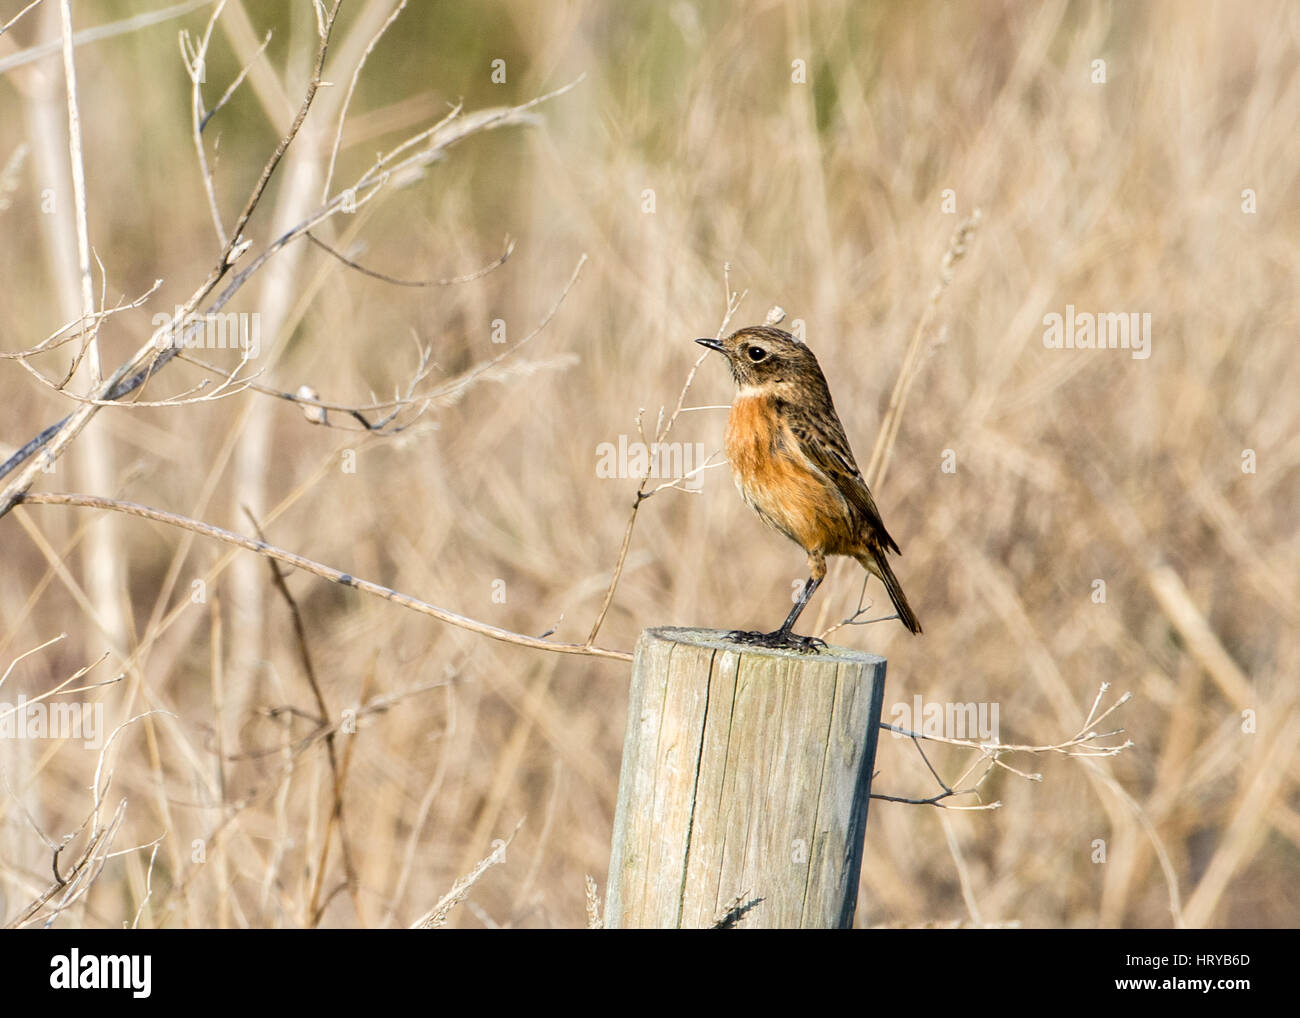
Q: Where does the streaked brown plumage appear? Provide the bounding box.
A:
[697,325,921,649]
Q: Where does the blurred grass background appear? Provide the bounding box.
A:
[0,0,1297,928]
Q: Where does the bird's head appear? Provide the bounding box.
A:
[695,325,821,392]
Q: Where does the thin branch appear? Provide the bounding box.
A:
[0,76,582,513]
[173,250,580,434]
[243,507,364,926]
[320,0,409,201]
[872,683,1133,810]
[0,280,163,359]
[5,710,169,928]
[870,731,1002,809]
[147,674,454,927]
[819,577,899,639]
[584,264,746,647]
[0,3,347,517]
[200,28,272,132]
[410,820,522,929]
[0,0,211,76]
[642,451,727,497]
[13,340,263,409]
[130,843,161,929]
[183,0,231,246]
[221,1,343,269]
[307,231,515,287]
[0,650,115,727]
[0,632,66,690]
[0,0,43,39]
[18,493,633,663]
[175,343,435,431]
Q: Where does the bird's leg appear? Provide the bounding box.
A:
[728,553,828,653]
[777,573,821,631]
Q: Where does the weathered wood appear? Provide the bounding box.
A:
[605,626,887,929]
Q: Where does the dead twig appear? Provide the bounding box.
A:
[585,263,746,647]
[18,492,632,663]
[872,683,1132,809]
[410,820,523,929]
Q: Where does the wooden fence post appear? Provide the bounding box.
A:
[604,626,887,929]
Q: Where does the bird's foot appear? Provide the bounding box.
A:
[725,628,827,654]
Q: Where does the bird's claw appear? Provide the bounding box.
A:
[725,629,827,654]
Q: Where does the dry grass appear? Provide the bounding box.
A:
[0,0,1297,928]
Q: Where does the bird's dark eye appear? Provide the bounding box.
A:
[747,346,767,362]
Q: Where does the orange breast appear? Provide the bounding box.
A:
[725,395,848,553]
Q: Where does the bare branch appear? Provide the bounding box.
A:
[18,492,633,663]
[585,263,746,647]
[4,710,169,928]
[1,76,582,511]
[0,0,43,39]
[306,231,515,287]
[182,0,231,245]
[872,684,1132,810]
[410,820,522,929]
[0,279,162,359]
[200,29,271,133]
[171,250,581,434]
[243,506,363,925]
[321,0,409,201]
[0,0,211,75]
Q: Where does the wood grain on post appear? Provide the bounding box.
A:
[605,626,887,929]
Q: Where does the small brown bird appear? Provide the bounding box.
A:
[697,325,922,649]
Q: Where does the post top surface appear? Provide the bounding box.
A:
[645,626,887,666]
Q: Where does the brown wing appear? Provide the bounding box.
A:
[786,408,901,556]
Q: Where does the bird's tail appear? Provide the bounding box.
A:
[858,549,923,635]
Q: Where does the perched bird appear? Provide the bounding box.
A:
[696,325,922,650]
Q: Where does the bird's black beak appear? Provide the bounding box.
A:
[694,338,726,352]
